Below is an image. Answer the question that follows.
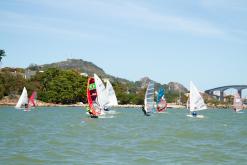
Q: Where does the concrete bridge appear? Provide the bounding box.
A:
[205,85,247,101]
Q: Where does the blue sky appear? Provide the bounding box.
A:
[1,0,247,93]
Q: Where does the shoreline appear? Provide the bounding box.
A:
[1,98,246,109]
[0,103,185,108]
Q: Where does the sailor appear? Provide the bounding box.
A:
[24,103,28,109]
[87,106,98,118]
[103,106,109,111]
[141,105,150,116]
[192,111,197,117]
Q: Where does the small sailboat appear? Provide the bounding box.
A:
[25,91,37,111]
[94,74,109,114]
[15,87,28,109]
[156,88,167,112]
[143,81,155,116]
[86,77,101,118]
[233,93,243,113]
[105,80,118,107]
[187,81,207,118]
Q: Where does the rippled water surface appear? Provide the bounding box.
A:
[0,107,246,164]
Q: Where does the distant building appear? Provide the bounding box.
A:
[80,72,88,77]
[25,69,37,79]
[103,78,109,83]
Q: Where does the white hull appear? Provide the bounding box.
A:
[186,114,204,118]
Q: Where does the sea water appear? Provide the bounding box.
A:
[0,107,246,165]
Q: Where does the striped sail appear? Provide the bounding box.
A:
[144,81,155,113]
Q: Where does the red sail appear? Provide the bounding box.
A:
[86,77,101,116]
[27,91,37,110]
[157,99,167,112]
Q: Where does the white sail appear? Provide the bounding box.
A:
[233,93,243,112]
[106,80,118,106]
[15,87,28,109]
[144,81,155,113]
[94,74,109,109]
[189,81,207,112]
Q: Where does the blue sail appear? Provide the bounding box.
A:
[156,87,167,112]
[157,88,165,103]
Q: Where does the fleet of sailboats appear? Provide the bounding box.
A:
[86,74,118,118]
[14,76,245,117]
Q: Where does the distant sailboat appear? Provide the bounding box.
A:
[144,81,155,115]
[86,77,101,118]
[233,93,243,112]
[15,87,28,109]
[156,88,167,112]
[105,80,118,107]
[187,81,207,118]
[25,91,37,111]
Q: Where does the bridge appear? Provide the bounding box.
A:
[205,85,247,101]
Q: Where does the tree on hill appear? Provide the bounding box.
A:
[34,68,88,104]
[0,49,6,68]
[0,49,6,62]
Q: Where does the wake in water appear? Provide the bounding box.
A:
[157,111,168,114]
[98,115,114,119]
[104,110,119,115]
[186,114,204,119]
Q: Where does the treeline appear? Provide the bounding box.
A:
[0,67,187,105]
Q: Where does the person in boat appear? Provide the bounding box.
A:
[24,103,28,109]
[192,111,197,117]
[86,106,98,118]
[103,106,109,111]
[141,105,150,116]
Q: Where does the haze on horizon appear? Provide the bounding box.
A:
[0,0,247,93]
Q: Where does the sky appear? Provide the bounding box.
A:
[0,0,247,93]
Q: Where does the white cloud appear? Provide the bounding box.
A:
[200,0,247,11]
[17,0,225,36]
[0,10,104,40]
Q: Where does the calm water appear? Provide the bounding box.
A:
[0,107,246,165]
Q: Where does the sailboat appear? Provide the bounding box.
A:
[156,88,167,112]
[144,81,155,115]
[25,91,37,111]
[86,77,101,118]
[233,93,243,113]
[15,87,28,109]
[186,81,207,118]
[94,74,109,114]
[105,80,118,107]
